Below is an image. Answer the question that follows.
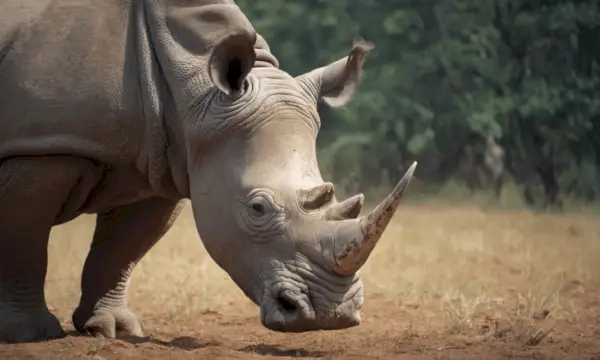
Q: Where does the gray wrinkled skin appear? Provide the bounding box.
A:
[0,0,417,342]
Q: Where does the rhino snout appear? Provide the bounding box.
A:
[258,278,363,332]
[259,289,313,332]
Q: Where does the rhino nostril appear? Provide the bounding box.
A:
[277,294,298,313]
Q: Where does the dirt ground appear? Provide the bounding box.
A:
[1,202,599,359]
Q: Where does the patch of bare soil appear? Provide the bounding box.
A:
[3,204,600,359]
[2,289,599,360]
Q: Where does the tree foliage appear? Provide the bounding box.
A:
[236,0,600,209]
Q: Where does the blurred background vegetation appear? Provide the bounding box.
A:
[236,0,600,212]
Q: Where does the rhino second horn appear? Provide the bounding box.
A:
[332,162,417,275]
[325,194,364,220]
[299,182,334,210]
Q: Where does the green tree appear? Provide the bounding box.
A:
[236,0,600,209]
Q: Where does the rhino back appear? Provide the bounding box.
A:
[0,0,146,165]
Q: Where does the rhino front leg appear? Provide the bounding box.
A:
[72,197,185,338]
[0,156,100,343]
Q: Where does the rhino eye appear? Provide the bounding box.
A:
[248,197,270,216]
[243,190,284,222]
[239,190,286,239]
[251,203,265,214]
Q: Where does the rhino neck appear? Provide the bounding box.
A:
[130,0,190,199]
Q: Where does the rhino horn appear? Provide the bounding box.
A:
[325,194,364,220]
[331,162,417,275]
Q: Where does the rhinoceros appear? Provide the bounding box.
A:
[0,0,417,343]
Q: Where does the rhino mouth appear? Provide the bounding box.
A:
[255,260,364,332]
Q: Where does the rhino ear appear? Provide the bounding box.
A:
[296,40,374,108]
[208,33,257,96]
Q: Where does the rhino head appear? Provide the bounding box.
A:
[155,3,417,332]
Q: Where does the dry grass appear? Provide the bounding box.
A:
[41,200,600,357]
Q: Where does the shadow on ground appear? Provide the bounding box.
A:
[238,344,326,357]
[64,330,211,350]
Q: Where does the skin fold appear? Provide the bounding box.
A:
[0,0,417,342]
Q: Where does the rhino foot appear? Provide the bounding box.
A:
[72,307,143,339]
[0,305,65,343]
